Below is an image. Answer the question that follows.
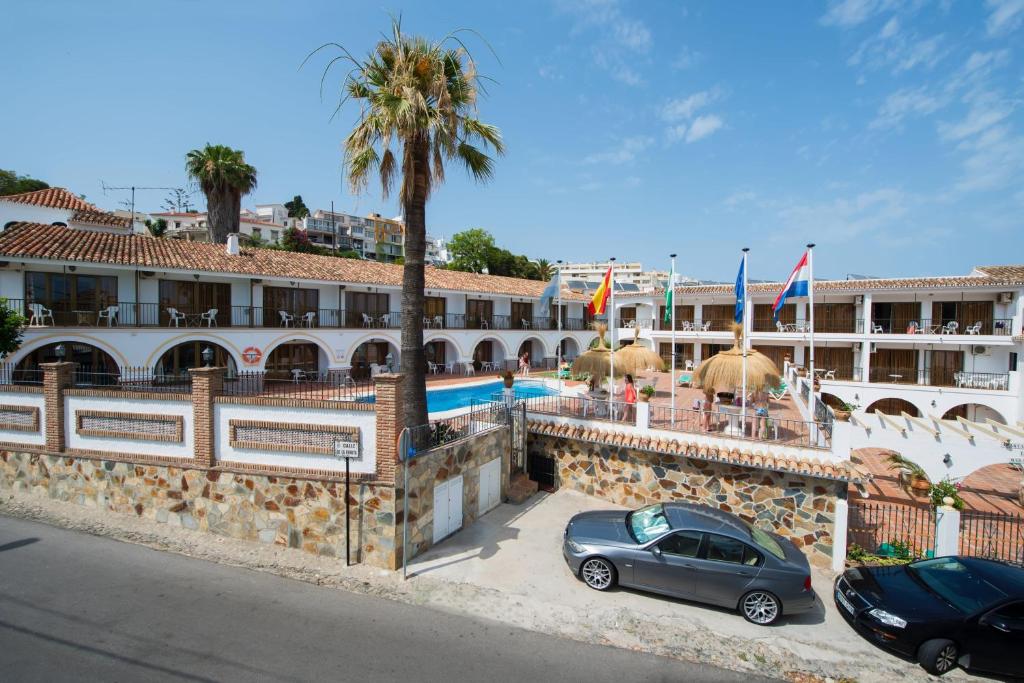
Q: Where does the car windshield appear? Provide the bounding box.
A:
[628,504,672,543]
[908,557,1008,614]
[743,522,786,560]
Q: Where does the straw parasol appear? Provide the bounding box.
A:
[692,323,780,393]
[615,328,665,376]
[571,322,621,380]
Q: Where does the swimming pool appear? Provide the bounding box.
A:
[358,379,558,414]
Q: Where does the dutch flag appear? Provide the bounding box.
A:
[772,251,811,320]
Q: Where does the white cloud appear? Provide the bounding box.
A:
[848,19,946,75]
[776,188,910,240]
[869,87,946,129]
[938,95,1014,142]
[723,191,757,208]
[820,0,885,27]
[537,64,562,80]
[583,136,654,165]
[661,89,719,122]
[986,0,1024,35]
[685,115,724,143]
[556,0,652,86]
[671,46,701,70]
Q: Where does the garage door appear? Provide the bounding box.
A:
[433,475,464,544]
[478,457,501,516]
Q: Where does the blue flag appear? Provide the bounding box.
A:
[734,257,745,324]
[538,274,559,318]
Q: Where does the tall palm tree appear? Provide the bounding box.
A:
[535,258,554,281]
[185,144,258,244]
[310,20,503,430]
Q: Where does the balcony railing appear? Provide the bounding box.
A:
[848,366,1010,390]
[617,318,653,329]
[868,318,1013,336]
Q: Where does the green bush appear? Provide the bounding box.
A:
[929,479,965,511]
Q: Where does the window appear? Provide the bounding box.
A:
[25,271,118,320]
[705,534,760,565]
[159,280,231,326]
[658,531,702,558]
[271,230,280,242]
[252,228,262,239]
[628,504,672,543]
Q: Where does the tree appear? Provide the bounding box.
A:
[0,301,25,359]
[185,144,258,244]
[311,19,503,431]
[535,258,554,281]
[336,249,362,259]
[280,226,324,254]
[145,218,168,238]
[0,169,49,196]
[284,195,310,219]
[448,228,495,273]
[163,188,194,213]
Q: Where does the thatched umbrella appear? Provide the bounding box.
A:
[571,323,622,380]
[615,328,665,376]
[692,324,780,393]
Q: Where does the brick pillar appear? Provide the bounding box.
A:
[373,373,404,485]
[189,366,225,468]
[41,361,75,453]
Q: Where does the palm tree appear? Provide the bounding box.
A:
[185,144,258,244]
[535,258,554,281]
[310,19,503,430]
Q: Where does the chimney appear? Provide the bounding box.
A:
[226,233,240,256]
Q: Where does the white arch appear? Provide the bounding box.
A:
[515,335,550,359]
[470,335,511,360]
[143,333,246,370]
[261,334,337,372]
[343,331,401,363]
[423,332,464,359]
[10,333,130,368]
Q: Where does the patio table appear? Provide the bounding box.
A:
[888,374,903,383]
[72,310,94,326]
[918,324,941,334]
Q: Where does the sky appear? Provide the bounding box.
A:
[2,0,1023,282]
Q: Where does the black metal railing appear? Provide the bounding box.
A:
[0,363,43,386]
[221,370,375,401]
[407,400,509,451]
[71,366,194,393]
[856,367,1010,390]
[869,318,1014,336]
[649,404,831,449]
[515,393,635,425]
[848,501,935,558]
[960,509,1024,565]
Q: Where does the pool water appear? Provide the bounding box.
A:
[358,379,557,413]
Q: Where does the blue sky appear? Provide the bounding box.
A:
[2,0,1022,281]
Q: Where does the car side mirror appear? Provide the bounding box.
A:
[651,546,662,557]
[980,615,1012,633]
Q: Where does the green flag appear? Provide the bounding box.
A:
[663,266,674,323]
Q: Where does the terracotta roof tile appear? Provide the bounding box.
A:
[69,209,132,230]
[0,187,97,212]
[0,222,585,300]
[527,418,861,482]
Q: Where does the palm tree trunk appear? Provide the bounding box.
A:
[400,137,430,433]
[205,189,241,244]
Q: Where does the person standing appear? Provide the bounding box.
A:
[519,351,530,376]
[624,373,637,421]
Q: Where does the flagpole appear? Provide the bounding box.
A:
[741,248,749,430]
[609,257,616,413]
[807,242,816,407]
[669,253,677,426]
[556,259,563,395]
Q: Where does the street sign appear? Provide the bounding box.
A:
[334,440,359,459]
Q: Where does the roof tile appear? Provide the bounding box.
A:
[0,187,97,212]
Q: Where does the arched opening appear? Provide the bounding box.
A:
[942,403,1006,424]
[350,339,398,379]
[155,341,237,381]
[820,392,847,411]
[558,337,581,363]
[517,337,547,369]
[865,397,920,417]
[471,338,507,372]
[264,340,325,380]
[424,339,459,374]
[15,341,118,384]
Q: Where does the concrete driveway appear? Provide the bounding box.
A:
[410,489,980,682]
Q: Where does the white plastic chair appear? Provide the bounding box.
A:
[300,311,315,328]
[166,307,186,327]
[370,363,382,377]
[966,321,982,335]
[200,308,218,327]
[521,318,530,329]
[378,314,390,328]
[941,321,958,335]
[871,323,884,333]
[684,359,694,371]
[433,315,443,328]
[464,362,475,376]
[701,321,712,331]
[28,303,54,327]
[423,316,432,328]
[362,313,373,328]
[96,305,118,327]
[427,361,440,375]
[278,310,294,327]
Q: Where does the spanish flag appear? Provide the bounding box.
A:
[588,265,613,316]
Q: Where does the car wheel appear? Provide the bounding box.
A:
[917,639,958,676]
[740,590,781,625]
[580,557,616,591]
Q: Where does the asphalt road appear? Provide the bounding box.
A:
[0,515,768,682]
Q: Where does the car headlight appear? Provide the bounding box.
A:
[869,608,907,629]
[566,539,586,553]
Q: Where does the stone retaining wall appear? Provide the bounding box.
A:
[529,434,845,568]
[0,450,399,568]
[403,427,509,560]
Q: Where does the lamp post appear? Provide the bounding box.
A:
[201,346,213,368]
[54,343,66,360]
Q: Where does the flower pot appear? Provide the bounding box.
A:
[833,410,851,422]
[639,394,651,403]
[503,378,514,389]
[910,476,931,493]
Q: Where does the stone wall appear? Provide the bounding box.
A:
[0,450,399,569]
[403,427,509,560]
[529,434,845,568]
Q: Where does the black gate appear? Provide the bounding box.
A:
[528,452,556,490]
[509,401,527,472]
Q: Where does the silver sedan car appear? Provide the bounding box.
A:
[563,502,817,625]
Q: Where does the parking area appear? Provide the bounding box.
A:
[409,489,979,682]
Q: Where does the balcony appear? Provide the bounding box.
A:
[654,318,733,332]
[11,301,585,334]
[868,318,1013,336]
[616,318,652,330]
[843,366,1011,391]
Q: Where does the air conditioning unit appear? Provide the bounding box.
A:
[854,295,864,306]
[999,292,1014,304]
[972,345,989,356]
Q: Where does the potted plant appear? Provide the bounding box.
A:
[833,400,859,422]
[639,385,655,403]
[929,479,965,511]
[887,453,930,493]
[500,370,514,389]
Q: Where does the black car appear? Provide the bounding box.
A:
[835,556,1024,676]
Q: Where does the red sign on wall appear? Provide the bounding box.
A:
[242,346,263,365]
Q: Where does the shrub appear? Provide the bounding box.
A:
[929,479,965,511]
[640,384,656,397]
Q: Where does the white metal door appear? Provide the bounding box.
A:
[433,475,464,543]
[478,458,501,516]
